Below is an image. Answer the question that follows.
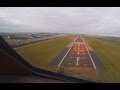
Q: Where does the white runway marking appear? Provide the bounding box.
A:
[58,37,77,67]
[81,36,96,69]
[77,51,79,55]
[76,57,80,59]
[76,58,79,66]
[77,58,79,60]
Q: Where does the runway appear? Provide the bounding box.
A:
[50,35,104,80]
[57,36,96,69]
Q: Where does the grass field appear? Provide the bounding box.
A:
[84,36,120,83]
[15,35,97,81]
[15,35,75,68]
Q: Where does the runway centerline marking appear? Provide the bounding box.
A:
[76,57,80,59]
[58,37,78,67]
[76,58,79,66]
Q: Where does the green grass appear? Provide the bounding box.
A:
[84,36,120,83]
[15,36,75,68]
[15,35,99,81]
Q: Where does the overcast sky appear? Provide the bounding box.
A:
[0,7,120,36]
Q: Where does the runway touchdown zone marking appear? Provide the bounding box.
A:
[58,36,96,70]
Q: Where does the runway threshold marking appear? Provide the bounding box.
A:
[81,36,96,69]
[58,37,78,67]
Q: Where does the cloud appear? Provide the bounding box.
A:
[0,7,120,36]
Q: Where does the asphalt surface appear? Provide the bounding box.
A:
[50,36,99,69]
[49,36,105,81]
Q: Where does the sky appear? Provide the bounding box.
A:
[0,7,120,36]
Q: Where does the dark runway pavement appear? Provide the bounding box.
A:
[49,36,105,80]
[50,36,104,70]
